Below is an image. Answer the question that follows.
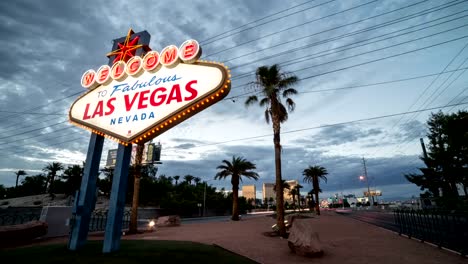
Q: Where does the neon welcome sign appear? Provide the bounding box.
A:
[69,33,231,145]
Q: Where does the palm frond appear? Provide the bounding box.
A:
[264,108,270,124]
[282,88,298,97]
[285,98,295,112]
[245,95,258,107]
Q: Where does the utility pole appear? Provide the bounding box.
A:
[203,182,207,217]
[362,157,374,206]
[420,138,428,159]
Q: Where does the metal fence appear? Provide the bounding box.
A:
[70,210,131,232]
[0,211,40,226]
[394,209,468,256]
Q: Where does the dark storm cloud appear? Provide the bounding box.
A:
[398,119,427,141]
[292,124,383,148]
[157,142,423,199]
[174,143,197,150]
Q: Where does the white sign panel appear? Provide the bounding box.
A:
[69,61,230,144]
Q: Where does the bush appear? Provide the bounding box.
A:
[1,201,9,206]
[33,200,42,205]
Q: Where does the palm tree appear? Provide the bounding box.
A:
[303,166,328,215]
[43,162,64,194]
[245,64,299,236]
[273,179,290,193]
[289,188,298,210]
[215,156,259,221]
[61,165,83,195]
[129,143,145,234]
[296,184,303,209]
[14,170,27,188]
[173,175,180,185]
[184,175,195,185]
[194,177,201,185]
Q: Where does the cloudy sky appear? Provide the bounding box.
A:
[1,0,467,200]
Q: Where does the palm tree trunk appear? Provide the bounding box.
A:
[129,144,144,234]
[313,177,321,215]
[15,175,19,188]
[273,119,286,236]
[48,174,55,194]
[232,184,239,221]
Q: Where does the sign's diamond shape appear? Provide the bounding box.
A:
[69,62,230,144]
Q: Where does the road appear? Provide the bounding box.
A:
[339,210,399,232]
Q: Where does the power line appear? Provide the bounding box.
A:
[224,67,468,101]
[0,90,82,121]
[228,0,463,68]
[298,34,468,81]
[0,120,68,141]
[232,13,468,80]
[201,0,334,44]
[163,101,468,150]
[205,0,383,57]
[0,110,63,116]
[370,41,468,158]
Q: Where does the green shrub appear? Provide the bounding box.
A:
[33,200,42,205]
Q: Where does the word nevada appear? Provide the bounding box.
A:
[81,39,201,89]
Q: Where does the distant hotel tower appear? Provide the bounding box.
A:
[262,180,299,203]
[242,185,256,205]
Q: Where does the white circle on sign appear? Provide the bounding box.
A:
[81,69,96,89]
[160,45,179,67]
[96,65,111,84]
[126,56,143,76]
[179,39,201,63]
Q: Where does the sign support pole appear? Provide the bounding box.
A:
[68,133,105,250]
[103,143,132,253]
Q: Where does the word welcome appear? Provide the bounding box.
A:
[81,39,201,89]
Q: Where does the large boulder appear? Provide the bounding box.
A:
[287,219,323,258]
[156,215,181,227]
[0,221,48,247]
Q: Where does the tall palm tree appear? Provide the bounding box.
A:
[245,64,298,236]
[303,166,328,215]
[289,188,298,210]
[14,170,27,188]
[173,175,180,185]
[215,156,259,221]
[43,162,64,194]
[184,175,195,185]
[273,179,290,194]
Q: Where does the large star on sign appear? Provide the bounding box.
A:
[107,29,147,63]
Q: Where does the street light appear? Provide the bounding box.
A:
[359,175,374,206]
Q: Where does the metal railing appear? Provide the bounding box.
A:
[70,210,131,232]
[0,211,41,226]
[394,209,468,256]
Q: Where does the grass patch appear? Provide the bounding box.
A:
[0,240,257,264]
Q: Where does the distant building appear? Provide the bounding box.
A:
[262,183,275,202]
[284,180,299,203]
[262,180,300,204]
[242,185,256,205]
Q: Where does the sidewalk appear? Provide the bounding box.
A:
[131,211,465,264]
